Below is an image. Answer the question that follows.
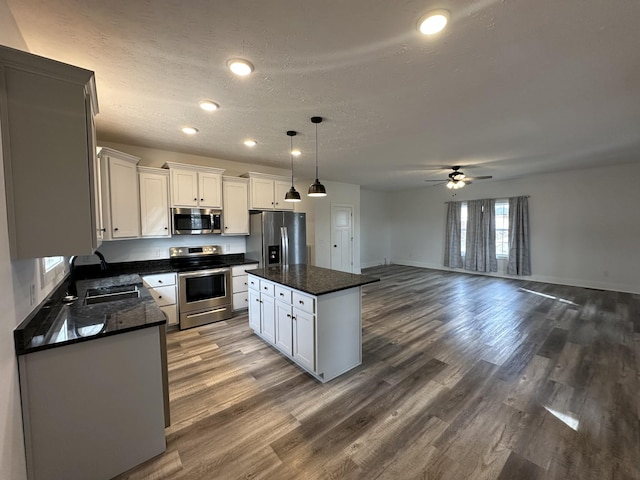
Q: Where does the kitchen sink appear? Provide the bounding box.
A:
[85,284,140,305]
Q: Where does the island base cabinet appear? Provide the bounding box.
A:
[18,327,166,480]
[248,273,362,383]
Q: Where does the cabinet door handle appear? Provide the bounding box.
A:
[99,228,106,232]
[271,202,274,205]
[292,316,296,321]
[164,227,168,230]
[200,198,204,201]
[158,295,162,299]
[114,228,119,231]
[158,280,163,283]
[194,197,197,201]
[287,314,291,318]
[299,300,304,305]
[244,282,247,286]
[255,299,260,303]
[279,293,284,297]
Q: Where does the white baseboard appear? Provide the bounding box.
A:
[390,259,639,294]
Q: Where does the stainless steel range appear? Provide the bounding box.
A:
[170,245,232,330]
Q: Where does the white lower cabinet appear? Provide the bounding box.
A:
[261,290,276,344]
[248,289,261,332]
[142,273,178,326]
[292,307,315,371]
[248,274,362,383]
[275,300,293,356]
[231,264,258,311]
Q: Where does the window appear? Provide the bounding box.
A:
[495,200,509,257]
[40,256,66,288]
[460,201,509,258]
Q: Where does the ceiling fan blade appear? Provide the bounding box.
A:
[465,175,493,180]
[424,179,448,182]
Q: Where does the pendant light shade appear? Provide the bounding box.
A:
[308,116,327,197]
[284,130,301,202]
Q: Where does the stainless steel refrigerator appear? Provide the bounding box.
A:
[247,211,307,267]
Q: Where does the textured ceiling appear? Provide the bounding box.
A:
[6,0,640,190]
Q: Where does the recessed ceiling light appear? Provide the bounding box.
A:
[291,149,301,157]
[227,58,254,76]
[418,9,450,35]
[244,139,257,147]
[182,126,199,135]
[198,100,219,112]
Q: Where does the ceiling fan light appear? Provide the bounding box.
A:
[446,180,455,189]
[308,179,327,197]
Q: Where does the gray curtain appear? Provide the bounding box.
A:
[444,202,463,268]
[464,199,497,272]
[507,196,531,275]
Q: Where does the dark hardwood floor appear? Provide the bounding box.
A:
[116,265,640,480]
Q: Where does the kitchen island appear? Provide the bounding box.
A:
[248,264,379,382]
[14,274,168,480]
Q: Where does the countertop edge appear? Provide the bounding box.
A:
[248,265,380,296]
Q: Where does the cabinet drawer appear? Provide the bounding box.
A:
[292,291,315,314]
[160,305,178,326]
[232,264,258,276]
[248,275,260,291]
[233,291,249,311]
[148,285,176,307]
[260,280,275,297]
[275,285,291,303]
[142,272,176,288]
[232,275,248,293]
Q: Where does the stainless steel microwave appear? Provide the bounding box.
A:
[171,208,221,235]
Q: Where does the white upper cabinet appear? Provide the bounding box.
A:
[222,176,249,235]
[99,148,141,240]
[138,167,170,237]
[0,45,100,258]
[164,163,224,208]
[242,172,294,211]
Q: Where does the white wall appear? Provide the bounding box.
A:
[298,180,361,273]
[387,161,640,294]
[1,4,40,480]
[360,189,391,268]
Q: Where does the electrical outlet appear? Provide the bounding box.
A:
[29,284,36,306]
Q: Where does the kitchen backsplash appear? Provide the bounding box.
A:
[75,235,247,265]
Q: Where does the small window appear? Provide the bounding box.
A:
[495,200,509,257]
[40,256,66,288]
[460,203,468,257]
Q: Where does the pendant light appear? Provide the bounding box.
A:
[308,116,327,197]
[284,130,301,202]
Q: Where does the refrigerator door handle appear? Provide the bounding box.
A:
[281,226,289,267]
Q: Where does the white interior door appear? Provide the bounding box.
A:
[331,205,353,273]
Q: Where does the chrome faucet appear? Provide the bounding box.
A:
[67,251,109,297]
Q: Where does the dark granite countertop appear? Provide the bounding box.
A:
[14,273,167,355]
[14,256,260,355]
[248,264,379,296]
[70,255,259,280]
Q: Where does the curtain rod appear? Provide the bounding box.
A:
[445,195,530,204]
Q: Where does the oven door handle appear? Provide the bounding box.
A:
[178,267,229,278]
[185,307,228,318]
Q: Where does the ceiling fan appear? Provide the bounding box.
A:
[424,166,493,189]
